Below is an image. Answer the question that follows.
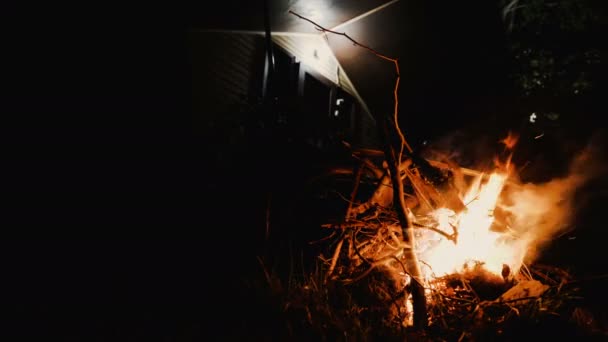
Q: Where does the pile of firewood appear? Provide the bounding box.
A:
[320,147,475,285]
[313,147,593,337]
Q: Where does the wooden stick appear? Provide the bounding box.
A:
[325,237,345,283]
[345,163,365,220]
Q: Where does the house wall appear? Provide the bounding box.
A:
[272,34,378,147]
[189,31,266,132]
[189,30,378,150]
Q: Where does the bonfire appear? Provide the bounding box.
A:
[310,133,598,340]
[269,11,607,341]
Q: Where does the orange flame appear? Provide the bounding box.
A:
[415,156,529,281]
[500,131,519,150]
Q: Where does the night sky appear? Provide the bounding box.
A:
[2,1,607,340]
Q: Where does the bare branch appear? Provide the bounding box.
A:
[290,10,428,329]
[413,222,457,243]
[289,10,413,161]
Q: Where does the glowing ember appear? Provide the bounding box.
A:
[500,131,519,150]
[415,170,529,281]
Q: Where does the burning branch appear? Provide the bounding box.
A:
[290,10,428,329]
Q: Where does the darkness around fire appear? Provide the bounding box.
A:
[2,1,607,340]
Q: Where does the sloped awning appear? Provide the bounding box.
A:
[192,0,511,144]
[192,0,404,124]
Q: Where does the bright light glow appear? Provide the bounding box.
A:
[529,112,537,123]
[290,0,331,27]
[336,98,344,106]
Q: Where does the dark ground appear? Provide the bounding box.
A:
[2,2,607,341]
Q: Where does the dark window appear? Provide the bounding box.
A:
[271,46,300,125]
[302,72,330,128]
[304,73,330,114]
[273,47,299,100]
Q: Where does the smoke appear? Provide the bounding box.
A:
[500,133,608,263]
[423,127,607,267]
[421,128,510,172]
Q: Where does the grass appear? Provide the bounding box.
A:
[241,253,608,341]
